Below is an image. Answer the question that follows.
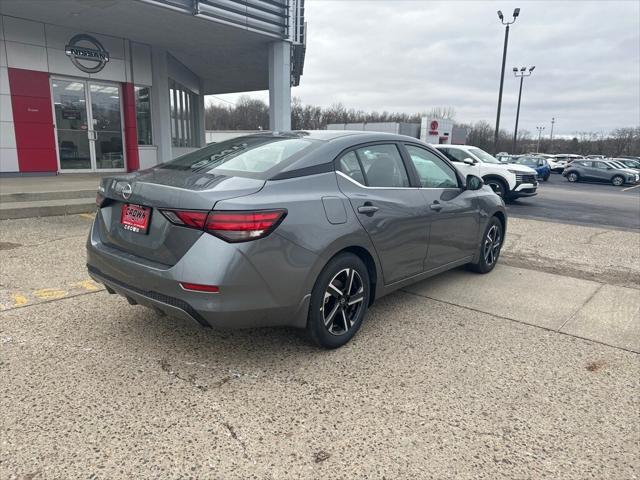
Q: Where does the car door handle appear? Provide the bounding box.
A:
[357,203,379,215]
[430,201,443,211]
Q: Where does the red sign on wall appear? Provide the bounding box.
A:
[430,120,439,131]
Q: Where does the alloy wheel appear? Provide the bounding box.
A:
[612,176,624,186]
[483,225,502,267]
[568,173,578,182]
[321,268,365,335]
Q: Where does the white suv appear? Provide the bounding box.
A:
[434,145,538,200]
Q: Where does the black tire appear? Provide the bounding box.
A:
[543,174,550,181]
[306,253,370,349]
[484,177,508,200]
[611,175,625,187]
[468,217,503,274]
[566,171,579,183]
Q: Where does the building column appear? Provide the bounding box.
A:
[268,41,291,131]
[197,92,206,147]
[150,47,172,163]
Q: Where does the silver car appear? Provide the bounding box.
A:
[87,131,507,348]
[562,159,640,186]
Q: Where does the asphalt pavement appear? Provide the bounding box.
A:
[1,214,639,479]
[506,173,640,230]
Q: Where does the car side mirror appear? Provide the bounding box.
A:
[463,157,475,165]
[465,174,484,191]
[538,161,544,167]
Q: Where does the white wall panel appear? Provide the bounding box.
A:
[138,146,158,169]
[0,147,19,172]
[89,57,126,82]
[3,16,45,46]
[47,48,83,77]
[0,66,9,95]
[0,93,12,122]
[0,121,16,149]
[0,41,6,67]
[132,43,152,86]
[44,24,125,59]
[5,41,47,71]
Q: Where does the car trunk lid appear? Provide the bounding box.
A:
[96,169,264,266]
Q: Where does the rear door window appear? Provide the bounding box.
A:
[338,151,366,185]
[338,144,410,188]
[355,144,410,188]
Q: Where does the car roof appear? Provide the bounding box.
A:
[252,130,417,143]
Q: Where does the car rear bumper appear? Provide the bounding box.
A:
[86,214,315,329]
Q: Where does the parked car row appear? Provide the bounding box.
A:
[562,158,640,186]
[496,153,640,187]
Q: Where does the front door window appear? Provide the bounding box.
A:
[52,79,125,172]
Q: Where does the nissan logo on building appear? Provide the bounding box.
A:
[65,34,110,74]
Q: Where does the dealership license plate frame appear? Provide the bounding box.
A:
[121,204,152,234]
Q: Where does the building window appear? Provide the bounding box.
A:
[169,79,198,148]
[134,86,152,145]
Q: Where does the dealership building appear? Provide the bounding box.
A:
[0,0,306,175]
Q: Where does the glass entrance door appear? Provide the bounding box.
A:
[52,79,125,172]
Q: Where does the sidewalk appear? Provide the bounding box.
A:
[404,264,639,353]
[0,173,105,195]
[0,174,106,219]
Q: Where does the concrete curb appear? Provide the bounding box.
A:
[0,198,96,220]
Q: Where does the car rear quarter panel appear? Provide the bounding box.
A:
[213,171,384,311]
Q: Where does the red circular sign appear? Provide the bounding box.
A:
[430,120,439,130]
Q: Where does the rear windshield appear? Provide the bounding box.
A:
[160,136,318,178]
[515,157,539,167]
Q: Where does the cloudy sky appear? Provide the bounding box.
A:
[209,0,640,136]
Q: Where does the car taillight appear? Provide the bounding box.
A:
[160,209,286,243]
[205,210,286,242]
[161,210,208,229]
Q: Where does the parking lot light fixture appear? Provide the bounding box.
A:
[494,7,521,154]
[512,65,535,154]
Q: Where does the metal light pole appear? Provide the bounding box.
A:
[549,117,555,152]
[493,7,521,154]
[511,65,535,154]
[536,126,545,153]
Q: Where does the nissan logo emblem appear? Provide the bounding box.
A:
[65,34,110,74]
[121,183,132,200]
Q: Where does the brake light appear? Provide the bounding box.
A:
[160,209,286,242]
[205,210,286,242]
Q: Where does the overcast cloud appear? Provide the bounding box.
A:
[209,0,640,136]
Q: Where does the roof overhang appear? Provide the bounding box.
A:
[0,0,295,94]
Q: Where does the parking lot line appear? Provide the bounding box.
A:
[621,184,640,192]
[0,279,104,311]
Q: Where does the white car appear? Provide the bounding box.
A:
[434,145,538,200]
[550,154,583,173]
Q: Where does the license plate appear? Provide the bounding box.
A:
[121,204,151,234]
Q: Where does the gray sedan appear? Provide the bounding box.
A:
[87,131,506,348]
[562,159,640,186]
